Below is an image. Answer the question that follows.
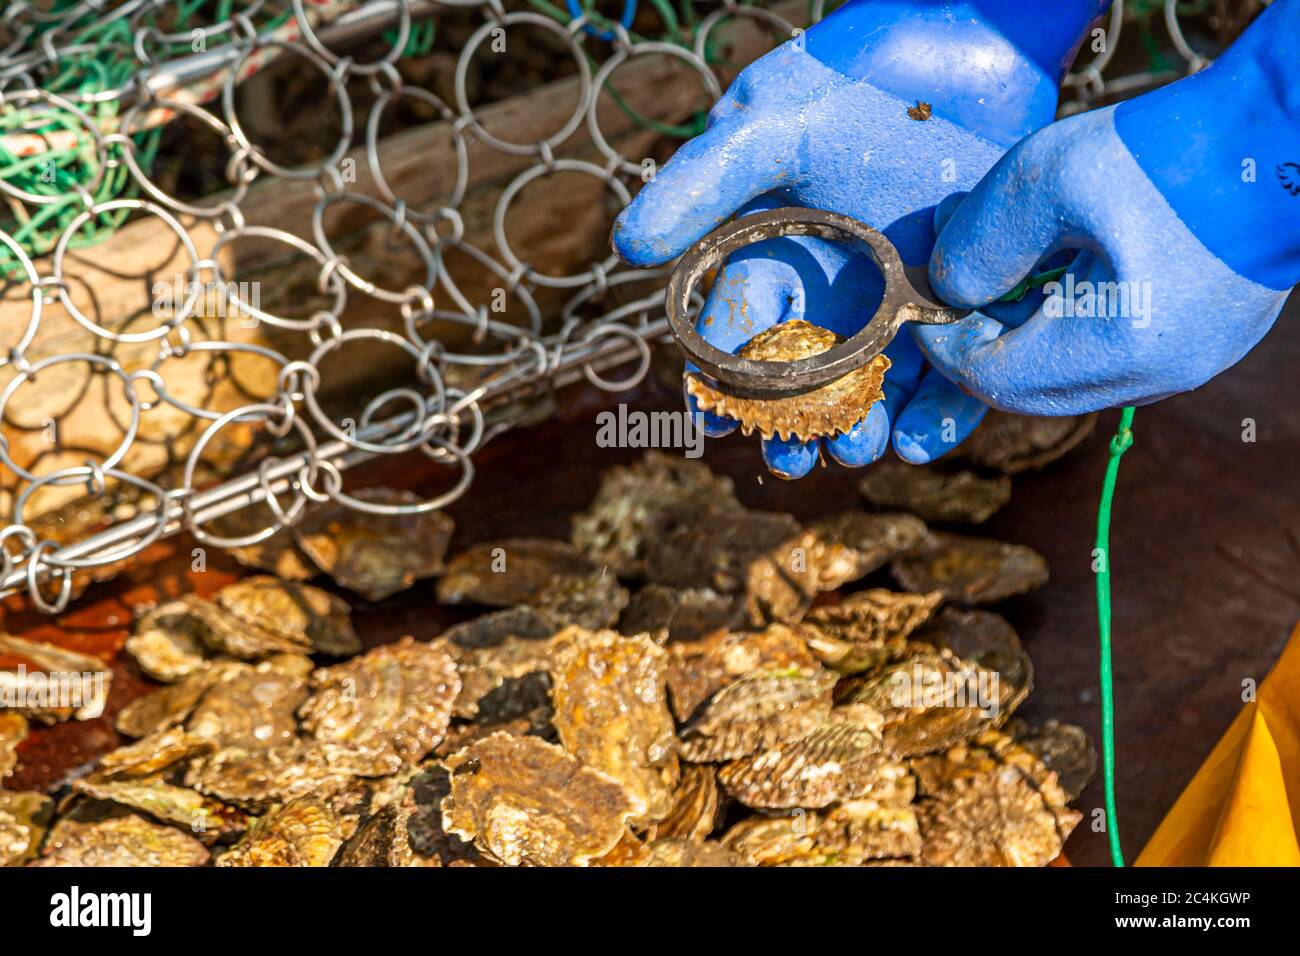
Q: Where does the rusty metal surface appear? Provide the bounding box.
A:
[4,289,1298,867]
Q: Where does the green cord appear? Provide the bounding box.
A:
[1095,405,1135,867]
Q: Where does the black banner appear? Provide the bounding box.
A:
[0,865,1282,943]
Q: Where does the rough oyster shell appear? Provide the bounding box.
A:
[548,627,679,825]
[217,576,361,657]
[891,532,1049,605]
[440,732,636,866]
[298,637,460,776]
[858,462,1011,524]
[685,320,890,441]
[33,813,210,867]
[217,795,347,867]
[0,790,52,866]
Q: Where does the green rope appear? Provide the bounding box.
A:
[1095,405,1135,867]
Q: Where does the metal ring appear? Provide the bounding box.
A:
[664,206,960,399]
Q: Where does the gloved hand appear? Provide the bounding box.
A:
[919,0,1300,414]
[612,0,1110,477]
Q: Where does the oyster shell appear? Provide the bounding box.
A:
[644,763,720,844]
[114,662,241,739]
[184,741,358,812]
[443,635,556,719]
[717,704,912,809]
[437,606,561,649]
[721,798,921,866]
[33,813,210,867]
[618,585,740,644]
[186,660,309,750]
[891,532,1049,605]
[685,320,890,440]
[156,594,308,660]
[217,796,346,867]
[1,711,28,779]
[71,777,248,843]
[912,730,1081,866]
[0,790,52,866]
[125,600,210,682]
[803,589,943,674]
[912,607,1033,703]
[646,837,745,867]
[571,451,744,577]
[294,487,454,602]
[437,539,628,629]
[859,462,1012,524]
[212,504,318,580]
[678,666,837,763]
[1009,719,1097,802]
[806,512,929,588]
[440,732,636,866]
[956,410,1097,474]
[665,623,820,722]
[95,727,215,778]
[298,637,460,775]
[217,576,361,657]
[0,634,111,721]
[548,628,679,825]
[839,645,1019,757]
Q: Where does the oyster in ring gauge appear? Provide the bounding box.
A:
[685,320,890,441]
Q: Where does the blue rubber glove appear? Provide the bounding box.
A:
[612,0,1109,477]
[919,0,1300,414]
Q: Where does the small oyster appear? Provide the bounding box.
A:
[217,576,361,657]
[184,741,357,812]
[644,764,720,844]
[33,814,210,867]
[440,732,636,866]
[806,512,929,587]
[685,320,890,441]
[299,637,460,775]
[858,462,1011,524]
[0,634,111,721]
[571,451,744,577]
[956,410,1097,474]
[437,539,628,629]
[294,487,455,602]
[618,585,740,644]
[437,606,561,649]
[891,532,1049,605]
[71,777,248,843]
[717,704,911,809]
[665,623,820,722]
[114,662,241,739]
[803,589,943,674]
[125,600,210,682]
[217,796,346,867]
[187,661,309,750]
[1,711,28,779]
[156,594,307,660]
[0,790,52,866]
[548,628,679,825]
[913,607,1033,703]
[721,798,921,866]
[1009,719,1097,802]
[678,666,837,763]
[839,645,1018,756]
[912,730,1081,866]
[95,727,214,778]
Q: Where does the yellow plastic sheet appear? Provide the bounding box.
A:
[1138,621,1300,866]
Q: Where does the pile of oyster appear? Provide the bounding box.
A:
[2,415,1097,867]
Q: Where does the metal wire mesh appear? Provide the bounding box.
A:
[0,0,1265,612]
